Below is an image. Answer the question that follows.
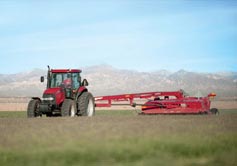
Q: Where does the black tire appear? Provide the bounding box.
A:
[77,92,95,116]
[46,113,53,117]
[210,108,219,115]
[61,99,76,117]
[27,99,41,118]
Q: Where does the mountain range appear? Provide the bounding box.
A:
[0,65,236,99]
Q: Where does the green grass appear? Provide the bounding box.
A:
[0,110,236,166]
[1,136,236,166]
[219,109,237,115]
[0,111,26,118]
[95,109,138,116]
[0,109,235,118]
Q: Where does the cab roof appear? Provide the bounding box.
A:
[51,69,82,73]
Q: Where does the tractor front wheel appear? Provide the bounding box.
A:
[27,99,41,118]
[77,92,95,116]
[61,99,76,117]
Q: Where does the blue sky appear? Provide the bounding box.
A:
[0,0,236,74]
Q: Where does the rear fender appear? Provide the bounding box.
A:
[32,97,41,101]
[75,86,88,100]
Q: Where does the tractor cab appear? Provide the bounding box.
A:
[41,68,88,99]
[49,71,80,89]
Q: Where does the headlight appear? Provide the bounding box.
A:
[42,97,54,101]
[42,94,55,102]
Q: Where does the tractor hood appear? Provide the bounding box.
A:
[43,87,65,105]
[43,87,62,95]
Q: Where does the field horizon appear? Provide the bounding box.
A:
[0,98,236,111]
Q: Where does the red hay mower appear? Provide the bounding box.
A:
[95,90,219,115]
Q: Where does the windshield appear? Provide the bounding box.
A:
[50,73,81,89]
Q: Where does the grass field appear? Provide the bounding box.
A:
[0,109,236,166]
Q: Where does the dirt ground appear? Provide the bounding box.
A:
[0,99,236,111]
[211,100,237,109]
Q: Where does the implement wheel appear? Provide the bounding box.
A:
[210,108,219,115]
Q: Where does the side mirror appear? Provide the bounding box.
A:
[40,76,44,82]
[81,79,89,86]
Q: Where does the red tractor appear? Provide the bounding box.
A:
[27,66,95,117]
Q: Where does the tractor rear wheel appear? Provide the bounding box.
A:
[77,92,95,116]
[27,99,41,118]
[61,99,76,117]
